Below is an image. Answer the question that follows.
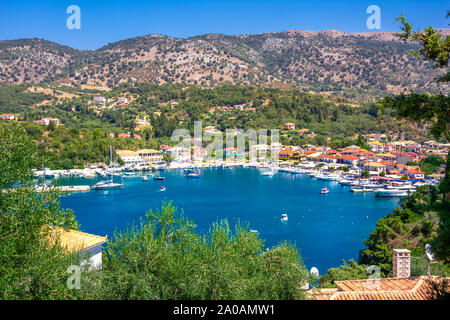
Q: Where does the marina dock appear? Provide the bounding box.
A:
[34,185,91,193]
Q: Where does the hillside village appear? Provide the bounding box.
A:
[1,87,448,180]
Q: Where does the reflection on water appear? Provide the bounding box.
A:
[58,167,399,273]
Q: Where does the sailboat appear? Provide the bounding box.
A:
[92,145,124,190]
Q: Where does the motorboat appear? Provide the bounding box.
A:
[92,180,124,190]
[338,179,353,185]
[374,185,414,197]
[350,186,373,193]
[280,213,288,222]
[385,184,416,192]
[321,187,329,194]
[142,176,148,181]
[317,173,340,181]
[123,172,137,177]
[160,186,166,192]
[154,176,165,181]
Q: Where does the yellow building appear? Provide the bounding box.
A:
[137,149,163,164]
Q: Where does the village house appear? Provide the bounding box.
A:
[362,160,386,174]
[284,123,296,130]
[0,113,15,121]
[308,249,449,300]
[403,169,425,180]
[318,153,338,164]
[93,96,106,103]
[392,141,405,151]
[204,125,221,133]
[382,143,394,152]
[367,141,384,153]
[423,140,439,150]
[379,161,396,171]
[221,106,234,113]
[336,155,359,167]
[405,143,422,153]
[278,149,303,161]
[376,153,397,161]
[166,146,189,161]
[118,132,131,139]
[134,116,151,130]
[159,144,171,152]
[364,133,387,142]
[249,144,270,154]
[117,97,129,104]
[270,142,284,155]
[297,128,310,135]
[136,149,163,164]
[304,150,323,162]
[108,132,115,138]
[34,117,61,126]
[116,150,143,165]
[47,226,107,269]
[223,147,238,157]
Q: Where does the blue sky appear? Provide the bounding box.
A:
[0,0,448,49]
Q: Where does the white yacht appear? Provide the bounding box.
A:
[338,179,353,185]
[350,186,373,193]
[374,189,409,197]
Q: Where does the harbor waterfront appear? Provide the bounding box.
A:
[57,166,401,273]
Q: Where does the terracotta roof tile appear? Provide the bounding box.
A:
[308,276,448,300]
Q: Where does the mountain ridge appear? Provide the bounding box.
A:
[0,29,448,98]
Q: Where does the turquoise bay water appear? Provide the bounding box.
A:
[59,167,400,273]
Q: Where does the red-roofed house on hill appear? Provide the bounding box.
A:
[0,114,15,121]
[278,149,302,161]
[405,144,422,153]
[308,249,449,300]
[318,154,337,164]
[118,132,130,139]
[336,155,359,167]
